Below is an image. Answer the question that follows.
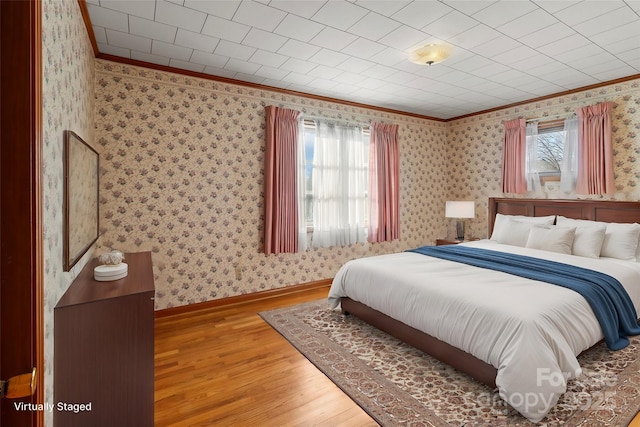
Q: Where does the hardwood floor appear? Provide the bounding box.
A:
[154,284,377,426]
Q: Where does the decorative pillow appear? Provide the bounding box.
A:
[525,225,576,254]
[490,214,556,242]
[571,225,606,258]
[556,216,640,260]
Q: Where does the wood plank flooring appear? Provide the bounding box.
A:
[154,284,377,426]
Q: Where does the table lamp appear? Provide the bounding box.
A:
[445,201,475,240]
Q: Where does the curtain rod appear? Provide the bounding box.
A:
[526,112,576,123]
[301,115,371,128]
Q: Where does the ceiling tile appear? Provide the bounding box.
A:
[224,58,260,74]
[360,63,398,79]
[129,16,177,44]
[307,77,338,91]
[242,28,288,52]
[346,11,401,41]
[533,0,579,14]
[449,23,501,49]
[151,40,193,61]
[354,0,411,16]
[277,39,321,60]
[471,0,538,27]
[553,0,625,26]
[442,1,496,15]
[518,21,575,49]
[98,0,155,20]
[183,0,240,19]
[491,44,538,66]
[169,58,205,73]
[87,4,129,32]
[378,26,432,51]
[98,43,131,57]
[391,1,453,28]
[174,29,219,52]
[367,47,408,67]
[202,66,237,79]
[472,34,521,57]
[249,49,289,68]
[280,58,317,74]
[273,14,324,42]
[201,14,250,43]
[573,6,637,37]
[155,0,207,32]
[131,50,171,66]
[497,8,557,39]
[268,0,326,19]
[335,56,375,73]
[307,49,350,67]
[340,38,387,60]
[311,1,369,31]
[590,20,640,46]
[253,65,289,80]
[232,0,287,32]
[214,40,256,61]
[191,50,229,68]
[308,64,343,79]
[310,27,358,50]
[93,26,108,44]
[422,10,479,40]
[536,33,591,56]
[106,29,152,52]
[280,71,316,86]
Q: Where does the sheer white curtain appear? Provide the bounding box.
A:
[525,122,541,192]
[296,118,308,251]
[312,121,368,248]
[561,116,579,193]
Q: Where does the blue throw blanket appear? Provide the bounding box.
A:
[408,245,640,350]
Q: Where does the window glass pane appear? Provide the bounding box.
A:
[537,126,564,174]
[304,128,314,226]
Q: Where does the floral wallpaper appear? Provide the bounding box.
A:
[42,0,95,424]
[95,59,640,311]
[94,60,449,310]
[446,78,640,238]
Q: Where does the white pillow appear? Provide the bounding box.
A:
[602,223,640,261]
[493,219,536,247]
[525,225,576,254]
[491,213,556,242]
[556,216,640,260]
[572,225,606,258]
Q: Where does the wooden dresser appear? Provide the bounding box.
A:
[54,252,155,426]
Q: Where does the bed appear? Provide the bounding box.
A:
[328,197,640,422]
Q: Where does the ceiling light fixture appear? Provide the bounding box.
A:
[409,44,451,66]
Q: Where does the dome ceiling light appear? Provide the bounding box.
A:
[409,44,451,66]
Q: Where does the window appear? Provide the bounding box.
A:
[301,120,370,248]
[536,121,565,182]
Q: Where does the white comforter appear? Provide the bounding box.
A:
[328,240,640,422]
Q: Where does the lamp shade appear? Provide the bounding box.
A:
[445,201,475,219]
[409,44,451,65]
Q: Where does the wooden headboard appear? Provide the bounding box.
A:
[488,197,640,236]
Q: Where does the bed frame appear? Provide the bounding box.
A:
[341,197,640,389]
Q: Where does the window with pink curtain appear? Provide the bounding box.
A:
[575,102,614,195]
[263,105,301,254]
[501,118,527,194]
[368,122,399,243]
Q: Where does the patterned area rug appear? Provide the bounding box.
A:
[260,300,640,427]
